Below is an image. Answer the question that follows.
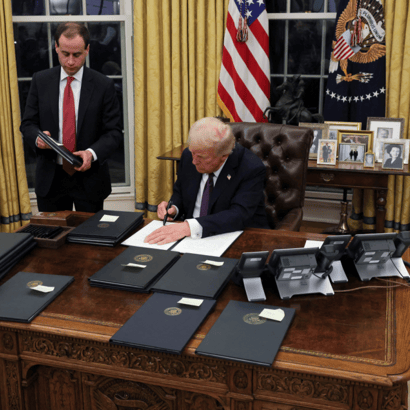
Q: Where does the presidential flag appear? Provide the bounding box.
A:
[218,0,270,122]
[324,0,386,129]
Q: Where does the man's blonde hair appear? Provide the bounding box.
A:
[188,117,235,156]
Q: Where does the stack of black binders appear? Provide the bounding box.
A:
[0,232,37,280]
[67,210,144,246]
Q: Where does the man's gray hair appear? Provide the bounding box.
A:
[188,117,235,156]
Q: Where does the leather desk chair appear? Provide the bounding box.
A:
[229,122,313,231]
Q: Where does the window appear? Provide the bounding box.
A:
[12,0,133,195]
[266,0,340,118]
[266,0,349,218]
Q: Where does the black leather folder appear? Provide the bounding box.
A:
[195,300,295,367]
[37,130,83,167]
[0,272,74,323]
[151,253,238,299]
[89,246,180,292]
[67,210,144,246]
[0,233,37,279]
[110,292,216,354]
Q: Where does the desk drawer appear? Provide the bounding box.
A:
[307,169,389,190]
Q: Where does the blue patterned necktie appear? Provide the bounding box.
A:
[200,173,214,217]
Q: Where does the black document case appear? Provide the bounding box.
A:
[67,210,144,246]
[110,293,216,354]
[37,130,83,167]
[0,272,74,323]
[151,253,238,299]
[89,246,179,292]
[196,300,295,367]
[0,233,37,279]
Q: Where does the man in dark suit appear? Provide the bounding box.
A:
[20,22,122,212]
[145,117,268,245]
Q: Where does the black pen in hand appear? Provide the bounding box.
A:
[163,200,173,226]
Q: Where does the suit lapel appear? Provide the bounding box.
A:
[50,67,60,138]
[77,67,94,136]
[209,144,240,209]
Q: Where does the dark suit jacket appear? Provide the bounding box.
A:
[20,66,122,200]
[384,157,403,169]
[171,144,269,238]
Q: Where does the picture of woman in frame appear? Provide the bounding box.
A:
[383,143,404,169]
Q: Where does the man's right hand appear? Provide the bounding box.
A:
[36,131,52,149]
[157,201,176,220]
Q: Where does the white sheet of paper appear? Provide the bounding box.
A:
[259,308,285,322]
[304,240,323,248]
[121,263,146,268]
[100,214,119,222]
[201,260,224,266]
[178,297,203,307]
[172,230,243,257]
[121,220,178,250]
[31,285,55,293]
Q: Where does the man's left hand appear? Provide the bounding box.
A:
[145,221,191,245]
[74,150,93,172]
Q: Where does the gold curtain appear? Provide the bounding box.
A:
[0,0,31,232]
[383,0,410,232]
[134,0,229,219]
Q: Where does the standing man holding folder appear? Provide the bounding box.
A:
[146,117,269,245]
[20,22,122,212]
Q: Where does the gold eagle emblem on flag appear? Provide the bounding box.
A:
[330,0,386,83]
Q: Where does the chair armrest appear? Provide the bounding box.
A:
[275,208,303,232]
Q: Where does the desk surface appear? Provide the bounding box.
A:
[2,217,410,389]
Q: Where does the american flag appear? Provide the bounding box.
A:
[333,30,355,60]
[218,0,270,122]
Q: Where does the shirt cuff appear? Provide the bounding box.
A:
[87,148,97,162]
[186,218,203,239]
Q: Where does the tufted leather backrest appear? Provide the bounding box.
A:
[229,122,313,231]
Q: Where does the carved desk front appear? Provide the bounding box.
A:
[0,218,409,410]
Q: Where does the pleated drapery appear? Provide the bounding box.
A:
[133,0,229,218]
[0,0,31,232]
[384,0,410,232]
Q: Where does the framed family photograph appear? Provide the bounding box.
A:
[382,141,405,170]
[325,121,362,140]
[338,143,366,164]
[374,139,409,165]
[367,117,405,162]
[299,122,330,159]
[363,152,375,168]
[317,139,337,165]
[337,130,373,154]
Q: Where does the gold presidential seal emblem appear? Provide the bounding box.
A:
[197,263,211,271]
[27,280,43,288]
[134,254,153,263]
[243,313,266,325]
[164,307,182,316]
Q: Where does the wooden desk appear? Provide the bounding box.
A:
[1,215,409,410]
[157,144,410,233]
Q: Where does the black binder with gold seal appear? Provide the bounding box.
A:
[151,252,238,299]
[88,246,180,292]
[0,272,74,323]
[67,210,144,246]
[196,300,296,367]
[37,130,83,167]
[110,292,216,354]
